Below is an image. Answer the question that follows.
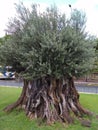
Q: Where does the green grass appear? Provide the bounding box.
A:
[0,87,98,130]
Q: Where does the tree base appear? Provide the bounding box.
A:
[4,76,92,124]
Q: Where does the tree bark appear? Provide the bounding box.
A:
[4,76,92,124]
[4,79,28,112]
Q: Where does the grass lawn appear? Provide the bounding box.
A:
[0,87,98,130]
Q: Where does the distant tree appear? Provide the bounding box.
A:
[0,35,10,45]
[0,34,11,73]
[92,38,98,73]
[0,3,95,124]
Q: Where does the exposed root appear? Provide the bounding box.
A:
[4,76,92,124]
[3,80,28,112]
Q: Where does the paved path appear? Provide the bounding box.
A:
[0,80,23,87]
[76,86,98,94]
[0,80,98,94]
[75,81,98,94]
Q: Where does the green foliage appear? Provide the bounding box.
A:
[91,39,98,73]
[0,35,10,45]
[0,3,96,79]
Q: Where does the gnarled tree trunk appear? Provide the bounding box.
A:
[4,76,92,124]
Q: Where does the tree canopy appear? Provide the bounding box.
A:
[0,3,96,79]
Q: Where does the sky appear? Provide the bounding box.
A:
[0,0,98,37]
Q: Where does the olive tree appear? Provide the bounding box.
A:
[0,3,96,124]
